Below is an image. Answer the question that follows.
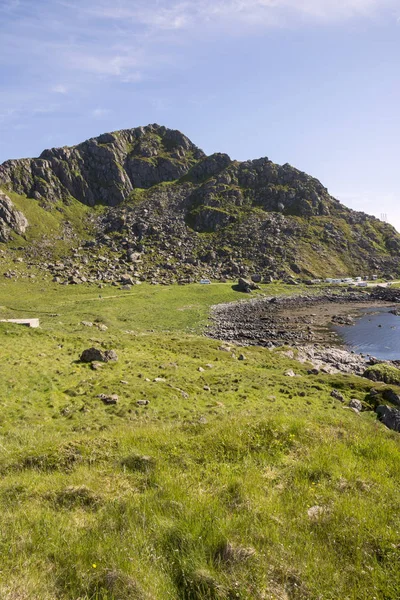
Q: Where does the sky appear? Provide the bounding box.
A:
[0,0,399,230]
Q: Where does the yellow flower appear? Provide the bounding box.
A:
[92,564,97,569]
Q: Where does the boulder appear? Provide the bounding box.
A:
[120,274,134,285]
[331,389,345,402]
[97,393,119,405]
[376,405,400,432]
[237,278,260,293]
[80,347,118,363]
[251,274,262,283]
[349,399,363,412]
[382,388,400,407]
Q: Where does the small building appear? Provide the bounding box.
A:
[0,318,40,328]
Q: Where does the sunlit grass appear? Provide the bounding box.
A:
[0,281,399,599]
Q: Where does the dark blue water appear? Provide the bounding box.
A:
[334,307,400,361]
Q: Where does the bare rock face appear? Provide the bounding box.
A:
[0,192,28,241]
[0,124,204,207]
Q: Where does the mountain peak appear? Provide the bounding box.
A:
[0,125,399,280]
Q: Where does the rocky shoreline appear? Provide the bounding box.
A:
[207,287,400,375]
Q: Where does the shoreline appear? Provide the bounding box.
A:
[207,288,400,375]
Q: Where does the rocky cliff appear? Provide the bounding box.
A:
[0,124,399,283]
[0,191,28,242]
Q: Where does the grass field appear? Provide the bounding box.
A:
[0,280,399,599]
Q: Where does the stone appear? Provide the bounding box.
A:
[237,278,260,293]
[97,393,119,405]
[376,405,400,432]
[91,362,103,371]
[285,369,296,377]
[349,399,363,412]
[136,399,150,406]
[382,389,400,407]
[80,347,118,363]
[307,505,326,521]
[238,354,246,361]
[331,389,345,402]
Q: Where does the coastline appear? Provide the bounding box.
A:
[207,289,400,375]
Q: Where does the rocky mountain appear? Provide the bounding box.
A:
[0,123,399,284]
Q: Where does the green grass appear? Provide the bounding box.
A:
[0,187,98,257]
[364,363,400,386]
[0,280,399,599]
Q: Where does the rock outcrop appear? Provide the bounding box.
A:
[0,191,28,242]
[0,124,204,207]
[376,405,400,433]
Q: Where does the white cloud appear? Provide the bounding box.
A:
[51,84,68,94]
[70,0,400,29]
[66,53,141,77]
[91,108,111,118]
[1,0,398,91]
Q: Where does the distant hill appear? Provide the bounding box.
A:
[0,123,399,283]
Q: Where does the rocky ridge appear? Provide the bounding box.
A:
[1,124,399,282]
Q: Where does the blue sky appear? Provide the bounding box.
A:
[1,0,399,230]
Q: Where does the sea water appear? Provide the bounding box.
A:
[333,307,400,361]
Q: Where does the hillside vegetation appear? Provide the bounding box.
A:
[0,280,399,599]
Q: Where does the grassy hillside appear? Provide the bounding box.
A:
[0,281,399,599]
